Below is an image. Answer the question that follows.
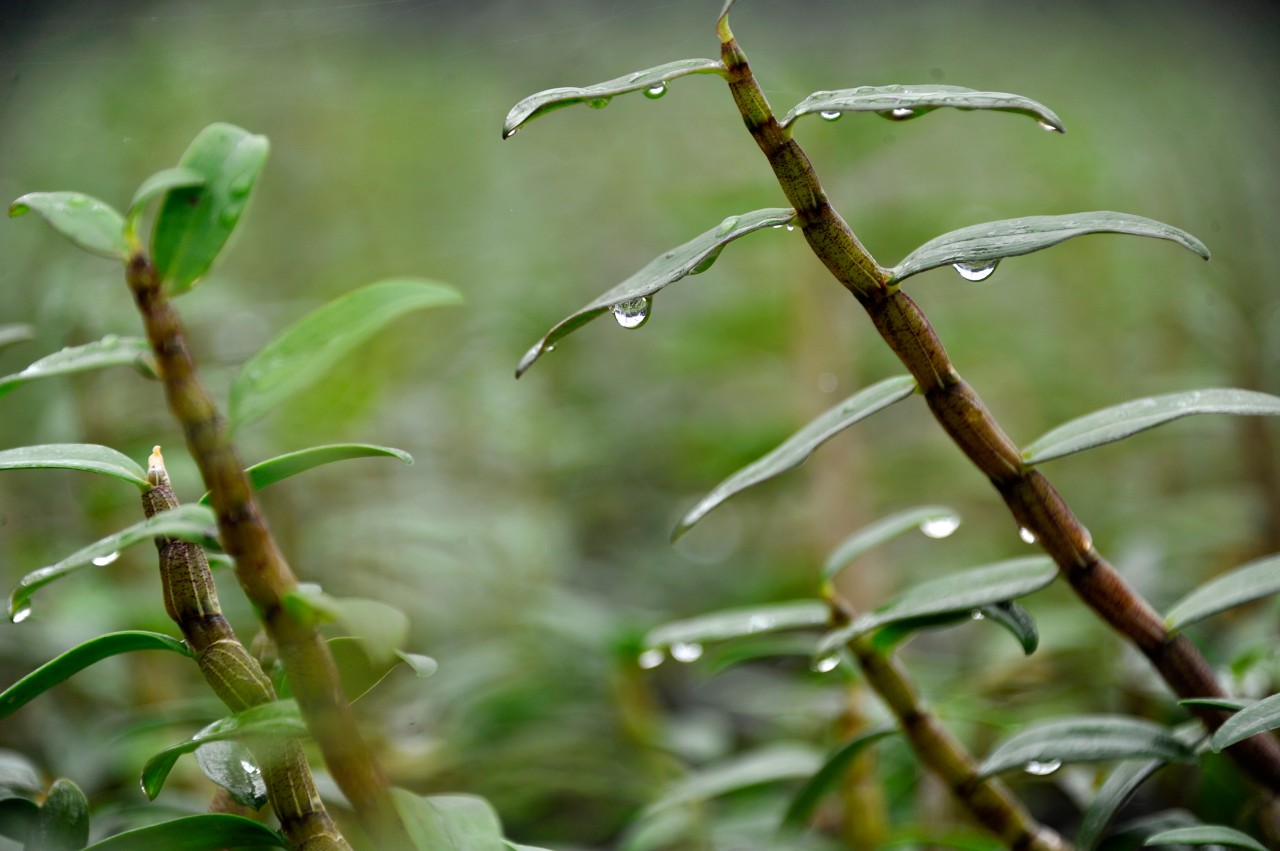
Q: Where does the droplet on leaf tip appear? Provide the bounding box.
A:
[637,648,664,669]
[670,641,703,663]
[811,654,839,673]
[11,604,32,624]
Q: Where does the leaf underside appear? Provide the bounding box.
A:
[978,715,1195,778]
[0,336,154,399]
[781,84,1064,132]
[1163,552,1280,633]
[0,443,149,488]
[1210,692,1280,752]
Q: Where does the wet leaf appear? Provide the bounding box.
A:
[8,191,128,260]
[644,744,822,816]
[781,727,897,830]
[978,715,1195,778]
[29,778,89,851]
[82,814,286,850]
[1144,825,1268,851]
[1210,693,1280,751]
[0,443,149,489]
[1163,553,1280,632]
[782,84,1063,131]
[393,790,506,851]
[823,505,959,584]
[194,740,268,810]
[0,336,154,399]
[644,601,829,651]
[199,443,413,505]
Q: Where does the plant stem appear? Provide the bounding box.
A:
[716,12,1280,793]
[126,253,412,849]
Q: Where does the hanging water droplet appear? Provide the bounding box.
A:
[588,97,612,110]
[644,82,667,100]
[92,551,121,567]
[637,648,665,669]
[953,259,999,282]
[919,515,961,539]
[785,224,796,232]
[811,654,840,673]
[970,610,986,621]
[611,296,651,329]
[747,614,774,633]
[819,110,842,122]
[502,127,519,140]
[670,642,703,663]
[772,224,784,229]
[890,107,915,119]
[11,604,32,624]
[1019,527,1038,544]
[1037,120,1061,133]
[1024,759,1062,776]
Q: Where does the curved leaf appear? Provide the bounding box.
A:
[1164,553,1280,633]
[199,443,413,505]
[151,123,269,293]
[1023,388,1280,465]
[393,790,506,851]
[1144,825,1268,851]
[0,443,149,488]
[0,631,191,719]
[1210,692,1280,751]
[673,375,916,539]
[978,715,1195,778]
[29,778,89,851]
[230,279,460,428]
[1178,697,1252,712]
[502,58,727,138]
[644,601,829,653]
[516,208,795,378]
[0,796,39,844]
[781,727,897,831]
[0,751,42,794]
[868,602,1039,656]
[644,744,822,816]
[127,166,205,226]
[781,84,1063,132]
[82,814,286,850]
[194,740,268,810]
[1077,759,1168,851]
[8,191,128,260]
[0,336,155,399]
[823,505,960,584]
[888,212,1209,286]
[0,325,34,350]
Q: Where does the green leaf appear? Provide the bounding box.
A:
[1023,388,1280,466]
[0,751,42,795]
[331,597,411,668]
[1144,825,1268,851]
[516,208,796,378]
[502,58,727,138]
[315,637,435,703]
[867,602,1040,656]
[977,715,1196,778]
[823,505,960,584]
[82,814,286,850]
[780,727,897,831]
[1163,553,1280,633]
[781,84,1063,132]
[1077,759,1167,851]
[194,740,268,810]
[0,796,38,843]
[504,843,557,851]
[393,790,506,851]
[644,744,822,816]
[141,700,306,800]
[8,191,128,260]
[817,557,1057,655]
[230,279,460,429]
[151,123,270,293]
[0,443,149,489]
[0,631,191,719]
[673,375,916,539]
[9,504,218,623]
[644,601,829,657]
[1210,692,1280,751]
[29,778,89,851]
[0,336,155,400]
[1178,697,1252,712]
[198,443,413,505]
[0,325,34,350]
[126,166,205,231]
[887,212,1209,286]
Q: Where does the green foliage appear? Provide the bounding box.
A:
[7,192,128,260]
[80,815,286,850]
[780,84,1064,131]
[977,716,1197,778]
[0,337,154,399]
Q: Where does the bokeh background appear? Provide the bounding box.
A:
[1,1,1277,848]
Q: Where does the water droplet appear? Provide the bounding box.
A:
[747,614,774,632]
[953,260,999,282]
[1024,759,1062,776]
[670,642,703,663]
[1037,120,1061,133]
[544,343,556,352]
[92,551,121,566]
[502,127,519,140]
[890,107,915,119]
[919,515,961,539]
[611,296,651,329]
[817,373,838,394]
[637,648,665,669]
[785,224,796,232]
[1019,527,1038,544]
[11,604,32,624]
[716,215,740,236]
[588,97,612,110]
[811,654,840,673]
[819,110,842,122]
[644,82,667,100]
[239,759,261,775]
[772,224,784,229]
[970,610,986,621]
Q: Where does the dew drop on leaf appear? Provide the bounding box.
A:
[92,551,121,567]
[819,110,842,122]
[11,604,32,624]
[670,642,703,663]
[747,614,774,632]
[1018,527,1038,544]
[588,97,612,110]
[644,82,667,100]
[970,610,986,621]
[637,648,664,669]
[919,515,960,539]
[811,654,839,673]
[890,107,915,119]
[1037,120,1062,133]
[611,296,651,329]
[1024,759,1062,776]
[953,260,999,282]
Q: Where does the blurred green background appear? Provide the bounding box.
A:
[1,1,1278,848]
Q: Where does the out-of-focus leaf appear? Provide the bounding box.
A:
[644,601,829,652]
[868,602,1039,655]
[978,716,1195,778]
[1210,693,1280,751]
[198,443,413,505]
[502,58,727,138]
[0,325,34,349]
[0,751,41,795]
[331,596,411,668]
[393,790,506,851]
[516,208,795,378]
[1163,553,1280,632]
[81,815,286,850]
[9,504,218,622]
[151,123,269,293]
[1023,388,1280,465]
[504,843,557,851]
[1077,759,1168,851]
[126,166,205,233]
[0,631,191,719]
[644,744,822,816]
[0,336,154,399]
[29,778,89,851]
[0,795,38,843]
[781,84,1063,131]
[279,636,433,703]
[883,828,1007,851]
[8,191,128,259]
[1144,825,1267,851]
[674,376,916,539]
[888,212,1209,286]
[1178,697,1252,712]
[229,279,460,429]
[823,505,960,584]
[781,727,896,831]
[0,443,149,489]
[194,740,268,810]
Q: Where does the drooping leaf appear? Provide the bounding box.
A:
[823,505,960,584]
[1023,388,1280,466]
[673,375,916,539]
[0,795,38,844]
[887,212,1209,286]
[392,790,506,851]
[126,166,205,234]
[869,601,1040,656]
[644,601,829,654]
[1077,759,1168,851]
[0,443,149,489]
[502,58,727,138]
[198,443,413,505]
[194,740,268,810]
[516,208,796,378]
[644,744,822,816]
[1210,693,1280,751]
[0,325,34,350]
[9,504,218,622]
[151,123,270,293]
[0,631,191,719]
[8,191,128,260]
[141,700,306,800]
[331,597,411,668]
[1163,553,1280,633]
[229,279,460,428]
[978,715,1196,778]
[781,84,1063,132]
[1178,697,1252,712]
[0,336,155,399]
[781,727,897,831]
[29,778,89,851]
[0,751,42,795]
[309,637,435,703]
[1144,825,1268,851]
[81,814,286,850]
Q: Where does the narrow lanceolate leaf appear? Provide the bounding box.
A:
[644,744,822,816]
[0,751,42,794]
[1211,693,1280,751]
[81,815,286,850]
[1076,759,1168,851]
[199,443,413,504]
[0,443,149,488]
[0,336,154,399]
[8,191,128,260]
[9,504,218,622]
[887,212,1210,286]
[0,325,34,349]
[644,601,829,651]
[673,375,916,539]
[393,790,507,851]
[1023,388,1280,466]
[977,715,1195,778]
[151,123,270,293]
[141,700,306,800]
[1163,553,1280,633]
[1178,697,1252,712]
[516,208,796,378]
[823,505,960,584]
[0,631,191,719]
[867,602,1039,656]
[230,278,460,428]
[29,778,89,851]
[1144,825,1268,851]
[781,727,897,831]
[781,85,1063,132]
[502,58,727,138]
[817,557,1057,655]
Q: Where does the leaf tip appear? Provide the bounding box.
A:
[7,200,30,218]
